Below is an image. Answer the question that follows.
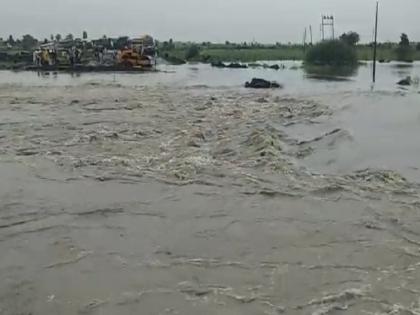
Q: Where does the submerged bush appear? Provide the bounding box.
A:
[185,44,200,60]
[304,64,358,79]
[396,33,413,62]
[305,40,357,66]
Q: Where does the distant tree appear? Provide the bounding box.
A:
[43,38,49,44]
[65,33,74,41]
[114,36,129,49]
[399,33,410,47]
[167,38,175,50]
[50,34,54,41]
[55,34,62,41]
[225,41,230,45]
[339,32,360,46]
[83,31,88,40]
[7,35,15,45]
[416,43,420,51]
[21,34,38,50]
[396,33,413,61]
[185,44,200,60]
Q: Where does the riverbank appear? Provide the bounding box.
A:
[2,45,420,69]
[160,45,420,63]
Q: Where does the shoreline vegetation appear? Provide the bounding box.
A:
[161,48,420,65]
[159,42,420,64]
[1,33,420,70]
[159,33,420,65]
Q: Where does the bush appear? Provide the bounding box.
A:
[339,32,360,46]
[185,45,200,60]
[21,34,38,51]
[305,40,357,66]
[396,47,413,61]
[396,33,413,61]
[304,64,358,78]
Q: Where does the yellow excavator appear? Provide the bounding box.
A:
[116,35,156,69]
[117,49,153,68]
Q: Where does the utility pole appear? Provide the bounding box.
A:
[309,25,313,45]
[372,1,379,83]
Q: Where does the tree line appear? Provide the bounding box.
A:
[0,32,89,51]
[2,31,420,63]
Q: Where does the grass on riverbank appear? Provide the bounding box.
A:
[159,44,420,63]
[200,47,305,61]
[160,46,305,62]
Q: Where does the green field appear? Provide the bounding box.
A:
[199,47,305,61]
[159,43,420,63]
[160,46,305,62]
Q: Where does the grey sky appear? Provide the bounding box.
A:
[1,0,418,43]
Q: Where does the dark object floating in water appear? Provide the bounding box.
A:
[267,64,280,70]
[211,61,247,69]
[378,59,391,63]
[247,63,285,70]
[227,62,247,69]
[245,78,282,89]
[397,76,412,86]
[393,63,414,69]
[306,74,351,82]
[211,61,226,68]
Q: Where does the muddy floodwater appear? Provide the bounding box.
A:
[2,62,420,315]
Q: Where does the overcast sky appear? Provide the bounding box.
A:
[0,0,418,43]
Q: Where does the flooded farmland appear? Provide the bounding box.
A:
[1,62,420,315]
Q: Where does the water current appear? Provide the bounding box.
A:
[1,61,420,314]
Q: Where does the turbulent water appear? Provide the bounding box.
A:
[1,63,420,315]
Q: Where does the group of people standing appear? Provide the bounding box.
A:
[33,46,82,67]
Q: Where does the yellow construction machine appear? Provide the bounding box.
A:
[116,35,156,69]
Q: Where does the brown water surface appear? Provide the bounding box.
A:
[1,63,420,314]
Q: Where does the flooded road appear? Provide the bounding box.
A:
[1,63,420,314]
